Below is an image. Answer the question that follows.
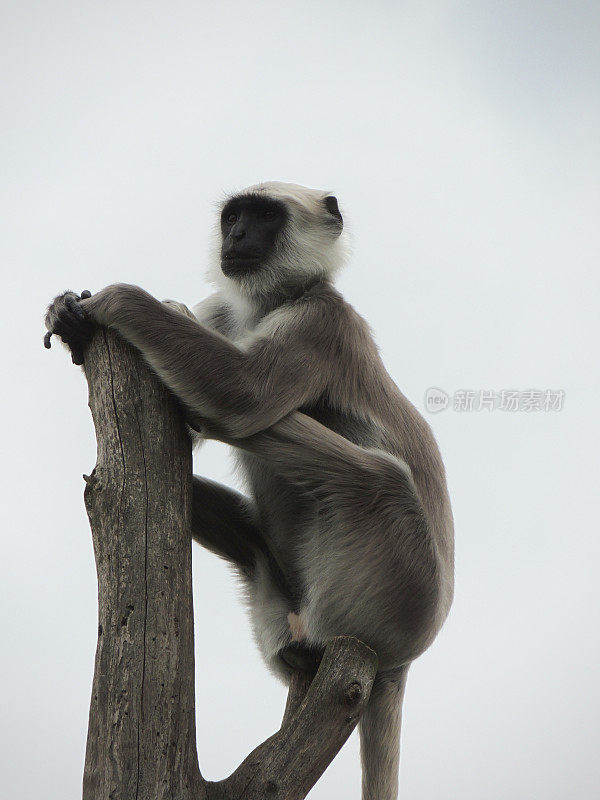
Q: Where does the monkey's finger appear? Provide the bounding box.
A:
[71,348,84,366]
[81,290,92,299]
[65,294,86,321]
[44,331,53,349]
[52,315,81,342]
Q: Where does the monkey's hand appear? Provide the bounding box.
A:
[44,290,95,365]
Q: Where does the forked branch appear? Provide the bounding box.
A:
[209,637,378,800]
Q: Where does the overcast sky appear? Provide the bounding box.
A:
[2,1,599,798]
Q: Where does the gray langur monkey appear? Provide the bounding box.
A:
[44,181,454,800]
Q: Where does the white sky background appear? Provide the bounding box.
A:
[2,1,599,797]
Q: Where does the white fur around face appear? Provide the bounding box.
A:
[207,181,350,307]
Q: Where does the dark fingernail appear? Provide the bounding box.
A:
[81,290,91,298]
[44,332,52,349]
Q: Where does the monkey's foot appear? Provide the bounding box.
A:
[279,642,323,675]
[287,611,308,642]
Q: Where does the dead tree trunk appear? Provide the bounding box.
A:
[82,328,204,800]
[79,328,378,800]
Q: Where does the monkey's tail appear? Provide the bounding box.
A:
[359,667,409,800]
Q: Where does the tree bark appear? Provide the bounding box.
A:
[82,328,204,800]
[78,327,378,800]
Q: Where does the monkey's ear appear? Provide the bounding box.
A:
[324,195,343,227]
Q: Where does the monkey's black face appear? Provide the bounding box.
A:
[220,195,288,278]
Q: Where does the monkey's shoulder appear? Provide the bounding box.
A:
[198,286,379,380]
[262,284,375,349]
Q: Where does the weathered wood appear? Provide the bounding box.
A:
[281,670,313,729]
[209,637,378,800]
[81,328,204,800]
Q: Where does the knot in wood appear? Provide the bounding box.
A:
[344,681,363,704]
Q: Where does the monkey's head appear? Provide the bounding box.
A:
[210,182,348,303]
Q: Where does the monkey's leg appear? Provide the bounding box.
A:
[227,412,423,517]
[192,476,294,603]
[192,476,260,571]
[193,476,321,678]
[222,412,438,653]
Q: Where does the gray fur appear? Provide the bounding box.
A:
[72,182,454,799]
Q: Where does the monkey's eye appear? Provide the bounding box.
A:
[262,209,277,220]
[226,213,238,225]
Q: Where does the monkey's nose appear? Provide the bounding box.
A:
[231,227,246,242]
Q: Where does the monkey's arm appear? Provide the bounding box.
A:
[69,284,332,438]
[161,299,198,321]
[165,295,232,333]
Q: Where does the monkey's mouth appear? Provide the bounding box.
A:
[221,254,262,277]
